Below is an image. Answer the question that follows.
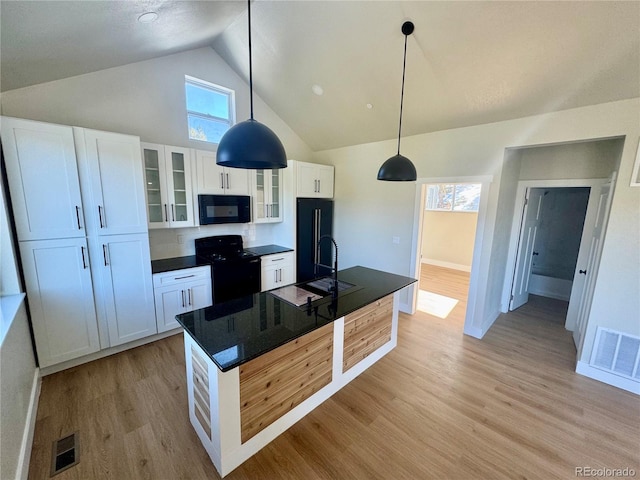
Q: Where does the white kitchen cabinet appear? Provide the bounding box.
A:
[18,238,100,368]
[153,266,212,333]
[296,162,334,198]
[1,117,86,241]
[90,233,157,347]
[195,150,249,196]
[74,128,148,235]
[251,169,283,223]
[141,143,195,228]
[261,252,295,291]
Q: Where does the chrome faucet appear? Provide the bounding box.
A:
[315,235,339,298]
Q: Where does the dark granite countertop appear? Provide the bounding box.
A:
[151,245,293,274]
[244,244,293,256]
[176,266,416,372]
[151,255,204,274]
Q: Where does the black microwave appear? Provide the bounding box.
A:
[198,195,251,225]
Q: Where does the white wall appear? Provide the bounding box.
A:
[421,211,478,270]
[0,47,312,259]
[0,171,38,480]
[314,98,640,366]
[0,47,312,163]
[0,301,37,480]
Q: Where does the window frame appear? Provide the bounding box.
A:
[185,75,236,145]
[425,183,481,213]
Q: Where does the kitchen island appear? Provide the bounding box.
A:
[176,266,416,477]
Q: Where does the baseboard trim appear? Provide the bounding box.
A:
[421,258,471,272]
[576,361,640,395]
[40,328,183,376]
[17,368,41,480]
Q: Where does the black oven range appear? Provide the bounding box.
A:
[195,235,261,304]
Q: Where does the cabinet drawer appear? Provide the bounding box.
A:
[153,265,210,287]
[261,252,293,267]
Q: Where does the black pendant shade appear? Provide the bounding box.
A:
[216,119,287,169]
[216,0,287,169]
[377,153,417,181]
[377,21,417,182]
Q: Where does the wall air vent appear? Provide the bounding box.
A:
[590,327,640,381]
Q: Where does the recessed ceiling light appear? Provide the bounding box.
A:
[311,84,324,96]
[366,103,373,109]
[137,12,159,23]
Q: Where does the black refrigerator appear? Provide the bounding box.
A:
[296,198,334,282]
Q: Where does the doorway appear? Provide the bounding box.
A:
[417,182,481,329]
[409,175,492,334]
[503,177,613,352]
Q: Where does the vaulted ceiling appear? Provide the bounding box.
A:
[2,1,638,151]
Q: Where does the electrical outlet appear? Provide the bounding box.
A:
[392,236,400,245]
[177,234,184,245]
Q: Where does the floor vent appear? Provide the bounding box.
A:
[590,327,640,381]
[50,432,79,477]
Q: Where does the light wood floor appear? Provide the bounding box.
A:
[28,266,640,479]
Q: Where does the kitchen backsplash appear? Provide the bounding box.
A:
[148,223,278,260]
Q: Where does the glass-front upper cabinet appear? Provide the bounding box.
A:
[141,143,195,228]
[251,169,282,223]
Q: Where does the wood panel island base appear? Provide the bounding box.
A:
[176,266,415,477]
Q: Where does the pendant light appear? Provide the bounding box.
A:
[377,21,417,181]
[216,0,287,169]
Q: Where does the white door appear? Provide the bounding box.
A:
[155,287,187,333]
[187,280,213,310]
[573,176,614,352]
[19,238,100,367]
[141,143,170,229]
[165,146,195,227]
[94,233,157,346]
[76,128,148,235]
[1,117,85,241]
[316,165,334,198]
[195,150,226,194]
[510,188,544,310]
[223,167,249,195]
[297,162,319,197]
[565,184,602,331]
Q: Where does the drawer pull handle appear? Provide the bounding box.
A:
[174,274,196,280]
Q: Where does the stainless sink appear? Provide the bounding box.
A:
[302,277,355,294]
[269,277,357,307]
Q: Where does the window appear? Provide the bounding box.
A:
[426,183,481,212]
[185,76,235,144]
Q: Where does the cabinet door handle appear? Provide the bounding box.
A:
[181,290,186,308]
[103,244,109,266]
[98,205,105,228]
[76,206,82,229]
[171,204,175,222]
[274,270,277,283]
[220,172,225,189]
[188,288,192,306]
[81,246,87,269]
[226,173,230,190]
[267,204,271,218]
[579,269,587,275]
[317,179,321,193]
[164,204,168,222]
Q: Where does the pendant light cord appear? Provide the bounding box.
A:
[396,33,408,156]
[248,0,254,120]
